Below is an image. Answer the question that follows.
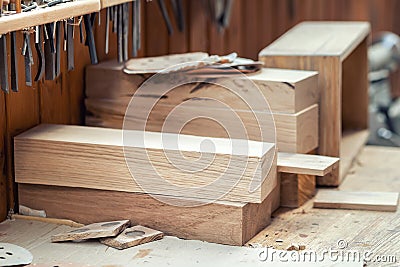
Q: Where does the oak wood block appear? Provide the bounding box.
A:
[18,183,280,246]
[259,21,370,185]
[51,220,130,242]
[101,225,164,249]
[86,59,318,114]
[15,124,277,203]
[85,97,319,153]
[314,190,399,212]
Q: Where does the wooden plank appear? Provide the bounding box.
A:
[15,124,277,203]
[314,190,399,212]
[100,0,135,9]
[259,21,370,60]
[277,153,339,177]
[51,220,130,242]
[18,183,279,246]
[86,59,319,114]
[85,98,318,153]
[101,225,164,249]
[0,0,101,35]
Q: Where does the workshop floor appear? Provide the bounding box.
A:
[0,145,399,267]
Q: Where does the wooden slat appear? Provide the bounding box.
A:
[280,173,315,208]
[0,0,101,35]
[18,183,280,246]
[15,124,277,203]
[314,190,399,212]
[0,92,6,220]
[277,153,339,176]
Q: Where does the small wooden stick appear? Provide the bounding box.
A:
[12,214,85,228]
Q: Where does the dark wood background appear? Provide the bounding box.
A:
[1,0,399,220]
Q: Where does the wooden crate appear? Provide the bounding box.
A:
[259,21,370,186]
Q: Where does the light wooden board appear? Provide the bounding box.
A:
[86,60,319,114]
[52,220,130,242]
[259,21,370,60]
[259,22,370,185]
[277,153,339,176]
[0,0,101,35]
[15,124,277,203]
[101,225,164,249]
[313,190,399,212]
[18,183,280,246]
[100,0,134,9]
[85,98,319,153]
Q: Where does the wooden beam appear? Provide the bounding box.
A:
[85,98,319,153]
[18,183,280,246]
[15,124,277,203]
[314,190,399,212]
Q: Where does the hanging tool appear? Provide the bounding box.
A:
[122,2,128,61]
[55,21,61,77]
[44,23,56,80]
[116,4,123,62]
[208,0,234,31]
[157,0,173,35]
[105,7,110,54]
[66,18,74,71]
[83,13,98,64]
[131,0,140,57]
[9,0,21,92]
[220,0,233,28]
[171,0,184,32]
[0,34,9,93]
[22,30,33,86]
[34,25,45,81]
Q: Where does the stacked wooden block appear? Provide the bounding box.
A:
[15,54,338,246]
[84,58,320,208]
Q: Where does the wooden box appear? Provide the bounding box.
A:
[259,21,371,186]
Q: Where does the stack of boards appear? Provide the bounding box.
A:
[15,53,338,246]
[85,54,321,208]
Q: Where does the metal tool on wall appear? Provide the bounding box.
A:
[156,0,185,35]
[208,0,233,31]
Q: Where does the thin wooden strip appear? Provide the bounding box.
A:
[277,153,339,176]
[0,0,101,35]
[11,214,84,228]
[314,190,399,212]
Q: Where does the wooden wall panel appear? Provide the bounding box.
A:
[2,0,400,221]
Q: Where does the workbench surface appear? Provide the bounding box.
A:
[0,145,399,266]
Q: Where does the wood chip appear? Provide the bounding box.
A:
[51,220,130,242]
[101,225,164,249]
